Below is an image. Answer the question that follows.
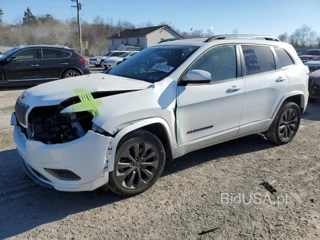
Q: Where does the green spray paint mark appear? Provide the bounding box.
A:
[72,88,102,117]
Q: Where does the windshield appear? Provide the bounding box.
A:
[103,51,112,56]
[0,47,20,58]
[108,45,199,82]
[119,52,131,58]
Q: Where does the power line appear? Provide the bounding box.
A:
[71,0,83,54]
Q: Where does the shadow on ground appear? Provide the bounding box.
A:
[302,102,320,121]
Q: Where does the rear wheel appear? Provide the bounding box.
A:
[265,101,301,145]
[63,69,80,78]
[107,130,166,196]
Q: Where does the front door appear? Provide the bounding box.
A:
[4,48,41,82]
[177,45,245,149]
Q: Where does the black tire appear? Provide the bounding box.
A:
[99,60,104,67]
[62,69,80,78]
[107,130,166,196]
[265,101,301,145]
[94,64,99,67]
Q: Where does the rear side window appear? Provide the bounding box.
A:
[274,48,294,67]
[63,51,72,58]
[242,45,276,76]
[42,49,63,59]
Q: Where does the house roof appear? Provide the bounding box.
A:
[108,25,182,39]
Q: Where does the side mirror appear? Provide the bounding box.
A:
[181,69,211,84]
[7,56,17,62]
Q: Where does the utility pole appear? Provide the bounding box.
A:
[71,0,83,54]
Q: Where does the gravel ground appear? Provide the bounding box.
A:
[0,88,319,240]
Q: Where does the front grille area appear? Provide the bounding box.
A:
[15,99,29,126]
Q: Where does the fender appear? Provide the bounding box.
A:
[106,117,178,172]
[271,90,306,120]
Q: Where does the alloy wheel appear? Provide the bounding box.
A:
[278,108,298,141]
[65,71,79,78]
[116,142,159,190]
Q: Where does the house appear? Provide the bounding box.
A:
[107,25,183,51]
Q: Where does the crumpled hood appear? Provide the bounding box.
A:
[23,73,152,107]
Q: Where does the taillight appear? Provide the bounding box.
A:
[79,58,88,64]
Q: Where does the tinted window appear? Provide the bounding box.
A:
[42,49,63,59]
[63,51,72,58]
[242,45,276,75]
[190,45,237,82]
[274,48,294,67]
[14,49,39,60]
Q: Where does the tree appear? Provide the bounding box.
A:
[0,8,3,25]
[289,25,318,48]
[22,7,37,25]
[278,32,289,42]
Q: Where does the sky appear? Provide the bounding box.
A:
[1,0,320,36]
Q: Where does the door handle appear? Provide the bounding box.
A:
[30,64,39,67]
[276,77,285,82]
[227,86,242,93]
[60,63,68,65]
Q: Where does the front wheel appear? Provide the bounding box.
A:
[107,130,166,196]
[265,101,301,145]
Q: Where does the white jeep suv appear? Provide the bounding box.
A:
[12,35,309,196]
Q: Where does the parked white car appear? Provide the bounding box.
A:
[103,51,139,69]
[89,51,129,67]
[12,35,309,196]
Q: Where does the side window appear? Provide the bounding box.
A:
[62,51,72,58]
[14,49,38,60]
[190,45,237,82]
[242,45,276,75]
[274,48,294,67]
[42,49,63,59]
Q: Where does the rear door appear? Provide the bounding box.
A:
[239,45,290,134]
[3,48,41,82]
[40,48,71,80]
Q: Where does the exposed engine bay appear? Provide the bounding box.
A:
[26,105,93,144]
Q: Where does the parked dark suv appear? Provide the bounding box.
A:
[0,45,90,86]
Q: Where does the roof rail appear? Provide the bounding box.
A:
[205,34,281,42]
[158,38,179,44]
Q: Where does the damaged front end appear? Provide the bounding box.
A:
[13,94,114,192]
[27,106,94,144]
